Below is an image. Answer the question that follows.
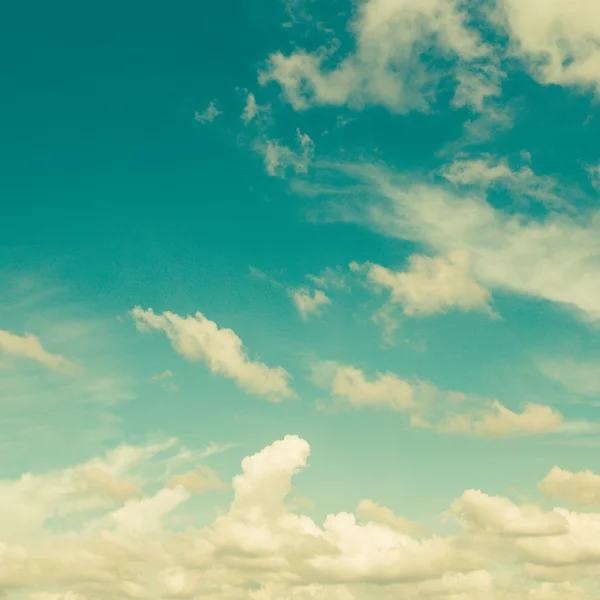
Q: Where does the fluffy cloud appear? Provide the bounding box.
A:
[314,362,565,438]
[415,399,565,439]
[260,0,493,113]
[316,162,600,322]
[315,362,414,412]
[355,500,423,536]
[131,307,294,401]
[0,329,76,373]
[0,439,175,545]
[167,465,226,495]
[497,0,600,94]
[3,435,600,598]
[539,467,600,508]
[289,287,332,320]
[352,250,493,317]
[449,489,569,537]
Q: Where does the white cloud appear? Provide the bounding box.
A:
[200,441,239,458]
[315,162,600,323]
[414,399,565,439]
[0,329,76,373]
[106,486,191,534]
[314,362,565,438]
[537,358,600,396]
[195,100,222,123]
[307,266,349,291]
[587,165,600,190]
[167,465,226,495]
[131,307,294,401]
[539,466,600,508]
[150,369,178,392]
[449,489,569,537]
[242,92,269,124]
[452,62,504,112]
[260,0,494,113]
[355,499,423,536]
[496,0,600,94]
[260,129,315,177]
[0,439,175,544]
[353,250,493,317]
[289,287,332,320]
[441,156,565,208]
[315,362,415,412]
[4,435,600,597]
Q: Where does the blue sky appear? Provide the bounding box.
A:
[4,0,600,598]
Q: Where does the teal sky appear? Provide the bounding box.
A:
[4,1,600,598]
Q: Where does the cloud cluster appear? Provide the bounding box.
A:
[131,307,295,401]
[314,362,566,438]
[260,0,494,113]
[316,162,600,323]
[352,250,493,318]
[261,0,600,117]
[497,0,600,94]
[2,435,600,599]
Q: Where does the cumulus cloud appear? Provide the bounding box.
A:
[260,0,494,113]
[3,434,600,597]
[130,307,294,401]
[539,467,600,508]
[414,399,565,439]
[352,250,493,317]
[449,489,569,537]
[314,162,600,323]
[496,0,600,95]
[314,362,415,412]
[0,329,76,373]
[106,486,191,534]
[355,499,423,536]
[289,287,332,320]
[167,465,226,495]
[314,362,565,438]
[0,439,175,544]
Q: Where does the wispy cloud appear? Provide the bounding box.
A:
[150,370,178,392]
[194,100,222,123]
[199,441,240,458]
[0,329,77,374]
[257,129,315,178]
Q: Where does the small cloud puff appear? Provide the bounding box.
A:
[131,307,295,402]
[195,100,222,123]
[289,287,332,320]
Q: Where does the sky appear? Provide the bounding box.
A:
[4,0,600,597]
